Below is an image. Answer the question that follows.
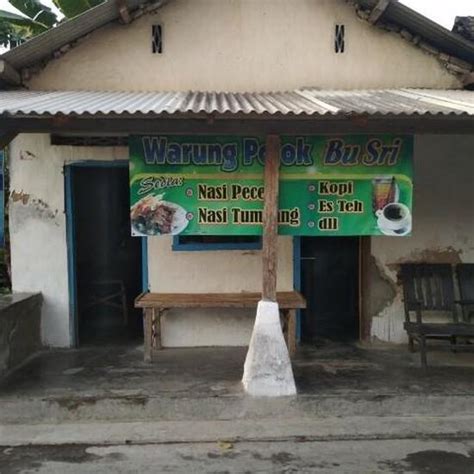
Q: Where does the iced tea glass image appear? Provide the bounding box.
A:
[372,176,397,213]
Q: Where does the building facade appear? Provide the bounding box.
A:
[2,0,473,348]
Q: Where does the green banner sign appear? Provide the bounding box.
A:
[129,135,413,237]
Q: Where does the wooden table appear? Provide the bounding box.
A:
[135,292,307,362]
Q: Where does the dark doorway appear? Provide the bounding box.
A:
[70,164,143,345]
[301,237,359,342]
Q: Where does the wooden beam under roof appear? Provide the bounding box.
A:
[0,60,21,86]
[0,132,18,149]
[116,0,132,24]
[1,115,473,136]
[368,0,391,24]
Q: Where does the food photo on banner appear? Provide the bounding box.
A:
[129,135,413,237]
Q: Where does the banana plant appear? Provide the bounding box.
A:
[52,0,104,20]
[0,0,104,49]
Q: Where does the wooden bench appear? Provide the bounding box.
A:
[401,263,474,369]
[457,263,474,323]
[135,291,307,362]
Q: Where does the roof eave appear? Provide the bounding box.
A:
[0,0,168,86]
[1,111,473,135]
[354,0,474,67]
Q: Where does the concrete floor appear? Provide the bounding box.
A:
[2,341,474,396]
[2,342,474,473]
[0,341,474,424]
[2,438,474,474]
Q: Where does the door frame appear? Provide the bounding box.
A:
[293,237,302,342]
[64,160,148,347]
[295,236,365,343]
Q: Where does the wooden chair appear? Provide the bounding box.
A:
[83,279,128,326]
[456,264,474,323]
[401,264,458,368]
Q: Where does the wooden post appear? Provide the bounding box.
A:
[244,136,297,395]
[262,135,281,302]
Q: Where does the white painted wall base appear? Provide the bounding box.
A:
[161,308,255,347]
[242,301,296,397]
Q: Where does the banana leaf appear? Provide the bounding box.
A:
[0,18,43,48]
[0,9,47,27]
[8,0,57,28]
[52,0,104,19]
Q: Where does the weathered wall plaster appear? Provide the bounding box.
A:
[9,132,474,348]
[370,135,474,343]
[363,254,397,322]
[9,134,126,347]
[27,0,460,92]
[8,134,292,348]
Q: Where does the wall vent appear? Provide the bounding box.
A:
[152,25,163,54]
[335,24,345,53]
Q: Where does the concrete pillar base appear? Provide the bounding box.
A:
[242,300,297,397]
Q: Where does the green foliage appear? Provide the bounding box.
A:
[9,0,57,28]
[52,0,103,20]
[0,7,50,47]
[0,0,103,49]
[0,11,36,48]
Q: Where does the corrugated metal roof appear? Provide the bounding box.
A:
[0,88,473,118]
[1,0,167,71]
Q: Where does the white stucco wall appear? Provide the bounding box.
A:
[27,0,460,92]
[370,135,474,343]
[9,134,127,347]
[8,134,293,348]
[9,134,474,347]
[148,236,293,347]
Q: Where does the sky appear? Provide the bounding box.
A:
[401,0,474,29]
[0,0,473,30]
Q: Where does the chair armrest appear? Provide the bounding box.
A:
[455,299,474,306]
[404,300,424,324]
[455,299,474,323]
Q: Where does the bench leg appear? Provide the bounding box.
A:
[143,308,153,363]
[408,336,415,353]
[153,309,162,351]
[420,335,428,370]
[287,310,297,357]
[280,310,296,357]
[143,308,163,362]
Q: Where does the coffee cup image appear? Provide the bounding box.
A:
[376,202,412,236]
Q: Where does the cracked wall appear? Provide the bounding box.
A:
[369,135,474,343]
[9,134,126,347]
[363,254,397,333]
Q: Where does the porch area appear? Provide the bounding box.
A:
[1,341,474,426]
